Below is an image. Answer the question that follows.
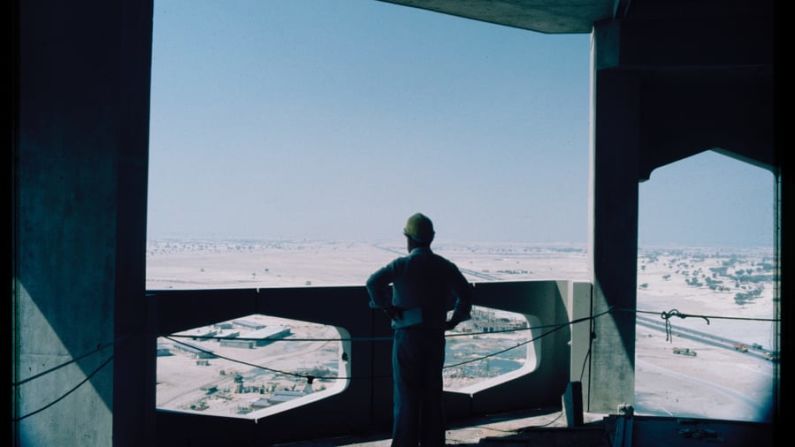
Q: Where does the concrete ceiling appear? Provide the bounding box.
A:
[377,0,617,34]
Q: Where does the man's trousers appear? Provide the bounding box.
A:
[391,327,446,447]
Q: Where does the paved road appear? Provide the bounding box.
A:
[636,315,775,361]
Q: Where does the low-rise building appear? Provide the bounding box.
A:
[156,343,173,357]
[220,339,257,349]
[244,326,292,347]
[172,341,216,359]
[234,318,266,330]
[174,326,218,341]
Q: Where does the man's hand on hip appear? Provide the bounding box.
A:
[383,306,403,321]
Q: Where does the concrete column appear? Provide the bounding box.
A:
[567,282,594,405]
[13,1,153,445]
[112,2,156,446]
[586,23,641,413]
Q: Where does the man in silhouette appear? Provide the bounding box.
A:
[367,212,473,446]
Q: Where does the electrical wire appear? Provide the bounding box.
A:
[166,334,392,342]
[164,308,615,382]
[164,336,387,381]
[11,336,126,387]
[17,305,763,387]
[8,307,605,404]
[524,411,564,428]
[620,307,779,342]
[513,341,593,431]
[444,308,612,369]
[579,347,592,383]
[623,307,780,322]
[165,308,613,343]
[11,304,774,423]
[12,355,114,422]
[166,320,580,343]
[443,323,567,369]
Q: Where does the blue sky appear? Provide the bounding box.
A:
[147,0,774,247]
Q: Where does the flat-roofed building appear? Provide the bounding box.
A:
[172,341,216,359]
[215,321,235,330]
[174,326,218,341]
[245,326,291,347]
[156,343,173,357]
[215,329,241,340]
[220,338,256,349]
[234,318,266,330]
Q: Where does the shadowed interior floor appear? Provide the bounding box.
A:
[274,407,775,447]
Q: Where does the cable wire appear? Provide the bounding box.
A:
[620,307,779,342]
[12,336,126,387]
[33,305,753,389]
[164,336,387,381]
[622,307,780,323]
[166,320,586,343]
[163,308,615,382]
[12,355,114,422]
[165,307,775,345]
[525,411,564,428]
[166,334,392,342]
[12,305,771,422]
[508,337,591,431]
[444,323,566,369]
[444,308,613,370]
[579,347,592,383]
[166,308,613,344]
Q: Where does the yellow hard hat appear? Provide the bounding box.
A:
[403,213,435,244]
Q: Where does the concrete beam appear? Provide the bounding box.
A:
[595,16,773,71]
[377,0,614,34]
[636,69,774,179]
[593,16,775,179]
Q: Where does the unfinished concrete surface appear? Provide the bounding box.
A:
[13,0,154,445]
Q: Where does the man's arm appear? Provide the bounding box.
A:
[446,263,473,330]
[366,261,403,320]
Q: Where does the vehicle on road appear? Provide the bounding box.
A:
[673,347,697,357]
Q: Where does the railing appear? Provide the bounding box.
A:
[150,280,592,445]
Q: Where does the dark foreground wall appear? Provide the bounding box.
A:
[13,1,154,445]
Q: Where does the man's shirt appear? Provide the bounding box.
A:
[366,247,473,329]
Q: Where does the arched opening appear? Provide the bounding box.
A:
[635,150,776,421]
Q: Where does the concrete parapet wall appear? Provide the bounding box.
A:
[152,279,589,445]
